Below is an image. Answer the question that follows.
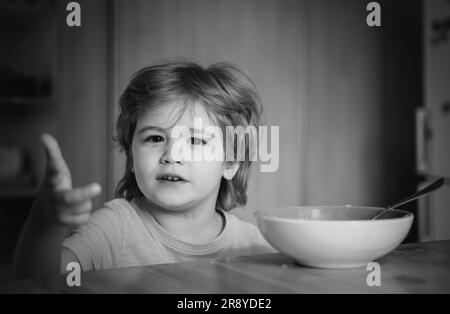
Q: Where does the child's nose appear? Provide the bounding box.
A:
[160,138,185,165]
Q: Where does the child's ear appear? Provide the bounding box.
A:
[222,162,239,180]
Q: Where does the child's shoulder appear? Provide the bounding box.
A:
[223,211,261,236]
[223,210,276,253]
[103,197,134,211]
[81,198,146,237]
[92,198,139,222]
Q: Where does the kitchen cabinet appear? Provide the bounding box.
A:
[0,0,59,280]
[0,0,109,281]
[0,1,59,198]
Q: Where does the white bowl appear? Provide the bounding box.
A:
[254,206,413,269]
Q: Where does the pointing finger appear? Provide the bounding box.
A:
[41,133,72,189]
[59,212,91,227]
[41,133,70,175]
[57,183,102,204]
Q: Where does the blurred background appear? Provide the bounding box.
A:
[0,0,449,280]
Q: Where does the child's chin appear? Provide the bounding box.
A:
[153,198,191,211]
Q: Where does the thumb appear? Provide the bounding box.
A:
[41,133,72,190]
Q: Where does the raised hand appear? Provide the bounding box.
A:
[33,134,102,227]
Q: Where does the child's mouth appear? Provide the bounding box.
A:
[160,176,183,182]
[157,174,188,183]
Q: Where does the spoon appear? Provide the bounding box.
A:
[372,177,445,220]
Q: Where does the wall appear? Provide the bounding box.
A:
[307,0,385,206]
[57,0,108,210]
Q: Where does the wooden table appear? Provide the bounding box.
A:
[1,240,450,294]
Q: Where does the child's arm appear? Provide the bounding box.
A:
[12,134,101,279]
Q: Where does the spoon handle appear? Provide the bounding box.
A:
[372,177,445,220]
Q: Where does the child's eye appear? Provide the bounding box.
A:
[189,137,207,145]
[145,135,165,143]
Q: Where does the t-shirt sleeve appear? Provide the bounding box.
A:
[228,214,278,256]
[245,223,278,254]
[62,205,124,271]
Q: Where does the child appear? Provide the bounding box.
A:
[13,60,275,277]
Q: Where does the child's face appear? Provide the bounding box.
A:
[132,101,236,212]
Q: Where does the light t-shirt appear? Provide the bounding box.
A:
[62,197,275,271]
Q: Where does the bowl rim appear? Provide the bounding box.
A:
[253,205,414,224]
